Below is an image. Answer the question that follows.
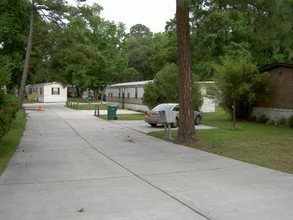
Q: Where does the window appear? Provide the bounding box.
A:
[51,87,60,95]
[135,87,138,99]
[127,92,130,98]
[40,87,43,95]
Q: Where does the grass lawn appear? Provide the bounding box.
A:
[149,109,293,174]
[98,114,144,120]
[67,97,100,103]
[0,110,26,175]
[66,102,107,110]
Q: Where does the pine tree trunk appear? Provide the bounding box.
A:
[18,2,34,106]
[176,0,197,144]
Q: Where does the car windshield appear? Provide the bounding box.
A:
[152,104,175,111]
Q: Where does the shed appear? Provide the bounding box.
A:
[26,82,67,103]
[253,62,293,122]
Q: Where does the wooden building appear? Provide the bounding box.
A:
[253,62,293,122]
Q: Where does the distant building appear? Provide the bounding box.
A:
[26,82,67,103]
[253,62,293,122]
[105,80,216,112]
[106,81,151,111]
[197,81,216,113]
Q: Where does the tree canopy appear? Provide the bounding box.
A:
[0,0,292,94]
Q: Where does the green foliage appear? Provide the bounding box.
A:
[0,56,12,88]
[256,114,269,124]
[190,0,293,80]
[150,32,178,74]
[0,0,30,89]
[143,63,202,109]
[125,25,155,80]
[1,0,292,94]
[0,110,26,175]
[129,24,153,38]
[214,56,269,119]
[0,92,20,140]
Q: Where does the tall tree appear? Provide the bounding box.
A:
[18,0,68,105]
[18,1,34,105]
[176,0,197,143]
[125,24,155,80]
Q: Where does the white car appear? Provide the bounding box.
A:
[144,103,201,128]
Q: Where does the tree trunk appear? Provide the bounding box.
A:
[176,0,197,144]
[18,2,34,106]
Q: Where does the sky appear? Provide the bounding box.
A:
[74,0,176,33]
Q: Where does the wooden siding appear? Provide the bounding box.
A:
[257,65,293,109]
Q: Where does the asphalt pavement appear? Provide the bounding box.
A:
[0,104,292,220]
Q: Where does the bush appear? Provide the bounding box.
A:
[213,56,269,119]
[288,115,293,128]
[256,114,269,124]
[143,63,203,109]
[0,92,20,140]
[248,114,257,122]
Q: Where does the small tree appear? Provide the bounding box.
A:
[143,63,202,110]
[214,56,269,119]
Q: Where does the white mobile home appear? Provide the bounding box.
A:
[26,82,67,103]
[106,80,216,113]
[106,81,152,111]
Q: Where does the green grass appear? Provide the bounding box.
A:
[65,101,107,110]
[76,103,107,110]
[67,97,100,103]
[149,109,293,174]
[0,110,26,175]
[23,98,39,103]
[98,114,144,120]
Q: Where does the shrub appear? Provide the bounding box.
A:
[288,115,293,128]
[256,114,269,124]
[213,56,269,119]
[143,63,203,110]
[248,114,257,122]
[0,92,20,140]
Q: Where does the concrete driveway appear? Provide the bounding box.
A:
[112,120,216,134]
[0,104,292,220]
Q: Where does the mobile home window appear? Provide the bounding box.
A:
[40,87,43,95]
[52,87,60,95]
[135,87,138,99]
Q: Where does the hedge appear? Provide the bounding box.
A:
[0,92,20,140]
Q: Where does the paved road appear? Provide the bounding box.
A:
[0,104,292,220]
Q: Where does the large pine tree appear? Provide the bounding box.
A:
[176,0,197,143]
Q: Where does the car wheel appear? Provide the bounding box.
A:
[195,116,201,125]
[172,117,179,128]
[150,123,157,127]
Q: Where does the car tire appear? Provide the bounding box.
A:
[150,123,157,127]
[194,115,201,125]
[172,117,179,128]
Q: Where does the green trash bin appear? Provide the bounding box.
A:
[83,97,89,103]
[107,105,118,120]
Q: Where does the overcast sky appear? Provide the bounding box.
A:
[74,0,176,33]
